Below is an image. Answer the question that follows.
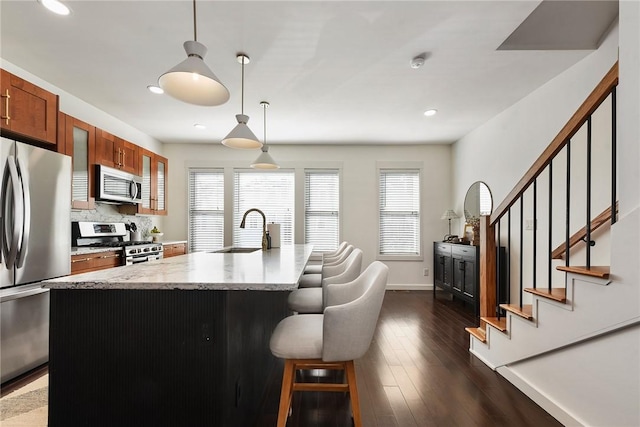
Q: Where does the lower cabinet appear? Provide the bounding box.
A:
[433,241,506,318]
[71,250,122,275]
[163,243,187,258]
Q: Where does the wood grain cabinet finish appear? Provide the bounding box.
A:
[163,243,186,258]
[71,250,122,275]
[95,128,138,174]
[58,112,96,209]
[119,149,168,216]
[0,69,58,145]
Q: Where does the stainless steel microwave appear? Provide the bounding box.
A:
[95,164,142,204]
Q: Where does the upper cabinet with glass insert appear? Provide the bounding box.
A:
[57,112,95,209]
[123,148,167,216]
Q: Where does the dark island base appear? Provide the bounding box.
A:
[48,289,289,427]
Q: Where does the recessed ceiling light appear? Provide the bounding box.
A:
[193,124,206,130]
[38,0,71,16]
[424,109,438,117]
[147,85,164,95]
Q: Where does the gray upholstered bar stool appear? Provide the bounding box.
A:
[269,261,389,427]
[288,248,363,314]
[298,245,355,288]
[303,241,349,274]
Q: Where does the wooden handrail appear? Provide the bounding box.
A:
[490,62,619,225]
[550,202,618,260]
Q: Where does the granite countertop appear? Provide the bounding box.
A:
[161,240,187,245]
[46,244,313,291]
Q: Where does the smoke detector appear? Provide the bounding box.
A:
[410,53,427,69]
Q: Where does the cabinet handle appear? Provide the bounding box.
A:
[1,90,10,125]
[100,254,121,259]
[122,150,126,168]
[72,257,91,263]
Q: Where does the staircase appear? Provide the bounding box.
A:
[465,62,627,367]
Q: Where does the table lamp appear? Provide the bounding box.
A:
[441,209,460,241]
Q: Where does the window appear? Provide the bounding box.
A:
[233,170,295,247]
[188,169,224,252]
[378,169,421,257]
[305,169,339,251]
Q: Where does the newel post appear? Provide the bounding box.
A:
[479,215,497,318]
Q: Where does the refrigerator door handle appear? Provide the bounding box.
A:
[15,156,30,268]
[1,156,23,269]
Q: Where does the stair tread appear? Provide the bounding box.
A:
[465,327,486,343]
[480,317,508,332]
[500,304,534,320]
[524,287,567,303]
[556,265,610,279]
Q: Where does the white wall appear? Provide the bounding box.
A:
[163,143,452,287]
[454,12,640,426]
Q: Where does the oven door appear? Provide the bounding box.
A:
[126,252,162,266]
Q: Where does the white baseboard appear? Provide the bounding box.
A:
[497,366,584,426]
[385,284,432,291]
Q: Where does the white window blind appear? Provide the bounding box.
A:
[188,169,224,252]
[233,170,294,247]
[379,169,421,256]
[305,169,339,251]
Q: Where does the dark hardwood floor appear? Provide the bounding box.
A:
[256,290,562,427]
[1,290,561,426]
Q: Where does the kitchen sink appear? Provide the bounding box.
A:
[210,247,261,254]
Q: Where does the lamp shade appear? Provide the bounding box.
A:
[251,146,279,169]
[158,41,230,106]
[441,209,460,220]
[221,114,262,149]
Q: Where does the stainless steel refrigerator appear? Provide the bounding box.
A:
[1,137,71,384]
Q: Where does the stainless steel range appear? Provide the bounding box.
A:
[72,222,163,266]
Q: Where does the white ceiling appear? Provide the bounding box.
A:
[0,1,617,146]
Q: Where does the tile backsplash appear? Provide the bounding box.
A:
[70,203,154,238]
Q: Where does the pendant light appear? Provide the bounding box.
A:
[251,102,279,169]
[158,0,229,106]
[221,54,262,149]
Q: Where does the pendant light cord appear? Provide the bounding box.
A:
[263,103,267,144]
[241,57,245,115]
[193,0,197,41]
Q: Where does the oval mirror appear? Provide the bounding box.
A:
[464,181,493,221]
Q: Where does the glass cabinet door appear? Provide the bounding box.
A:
[155,157,167,214]
[72,127,89,203]
[141,152,152,212]
[63,114,95,210]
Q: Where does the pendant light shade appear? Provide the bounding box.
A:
[158,1,229,106]
[251,102,279,169]
[222,54,262,149]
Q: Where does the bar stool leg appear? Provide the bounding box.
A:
[277,359,296,427]
[345,360,362,427]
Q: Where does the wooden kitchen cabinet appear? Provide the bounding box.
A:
[125,148,167,215]
[95,128,138,174]
[71,250,122,275]
[58,112,96,209]
[163,242,187,258]
[1,69,58,146]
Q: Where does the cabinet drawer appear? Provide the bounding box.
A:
[163,243,186,258]
[434,243,451,255]
[71,250,122,275]
[452,245,475,259]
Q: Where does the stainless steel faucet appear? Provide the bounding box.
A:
[239,208,268,251]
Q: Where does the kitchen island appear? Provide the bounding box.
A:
[44,245,313,427]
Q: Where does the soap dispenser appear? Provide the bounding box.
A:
[266,231,272,249]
